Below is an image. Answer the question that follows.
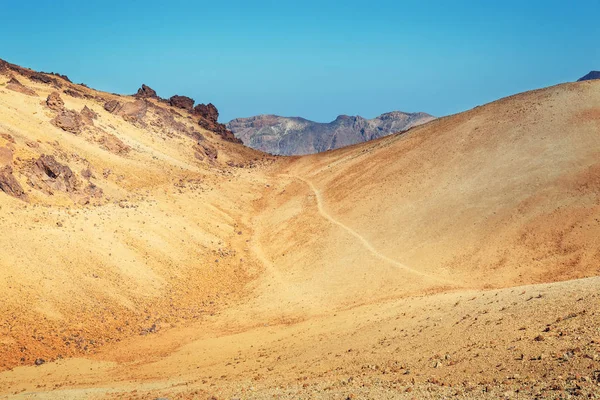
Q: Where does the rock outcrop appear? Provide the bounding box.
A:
[578,71,600,81]
[46,92,64,111]
[0,166,26,200]
[104,100,122,114]
[169,95,194,110]
[227,111,435,155]
[52,109,83,134]
[134,84,159,99]
[30,154,79,194]
[6,77,37,96]
[119,100,148,122]
[0,58,61,87]
[80,106,98,124]
[98,133,130,155]
[194,103,219,122]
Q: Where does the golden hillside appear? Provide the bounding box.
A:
[0,61,599,398]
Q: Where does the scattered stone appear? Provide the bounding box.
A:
[140,324,158,335]
[1,133,15,144]
[85,183,103,199]
[34,358,45,366]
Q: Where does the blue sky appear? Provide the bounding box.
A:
[1,1,598,122]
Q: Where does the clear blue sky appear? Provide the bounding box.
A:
[1,1,598,122]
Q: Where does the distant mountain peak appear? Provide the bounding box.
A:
[577,71,600,81]
[227,111,435,155]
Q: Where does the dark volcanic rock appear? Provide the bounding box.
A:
[0,166,26,200]
[0,58,60,87]
[198,118,242,144]
[135,84,159,99]
[63,88,83,98]
[578,71,600,81]
[46,92,64,111]
[6,77,37,96]
[227,111,435,155]
[193,103,219,123]
[169,95,194,110]
[28,72,53,85]
[43,71,71,83]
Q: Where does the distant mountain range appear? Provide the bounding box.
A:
[227,111,435,155]
[578,71,600,81]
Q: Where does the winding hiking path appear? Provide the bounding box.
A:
[284,174,457,285]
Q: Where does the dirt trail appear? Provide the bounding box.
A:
[284,174,458,285]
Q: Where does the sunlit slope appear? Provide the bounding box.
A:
[0,67,270,368]
[277,80,600,289]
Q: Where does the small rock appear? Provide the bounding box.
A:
[46,92,64,111]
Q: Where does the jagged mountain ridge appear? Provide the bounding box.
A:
[227,111,435,155]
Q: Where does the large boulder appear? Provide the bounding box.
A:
[119,100,148,121]
[52,109,83,134]
[193,103,219,123]
[169,95,194,110]
[134,84,158,99]
[104,100,122,114]
[31,154,78,194]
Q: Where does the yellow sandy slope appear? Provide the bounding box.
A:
[0,64,599,398]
